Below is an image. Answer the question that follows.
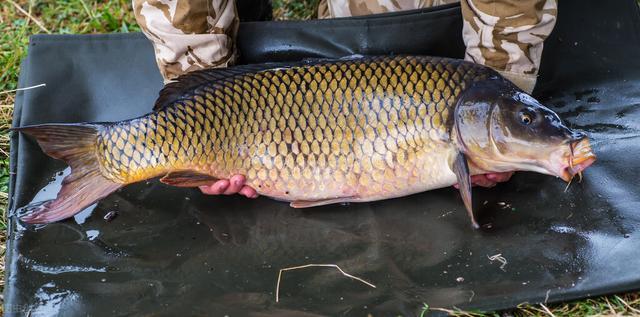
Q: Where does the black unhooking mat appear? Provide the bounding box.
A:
[5,0,640,316]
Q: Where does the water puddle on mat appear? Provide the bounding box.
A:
[28,282,81,316]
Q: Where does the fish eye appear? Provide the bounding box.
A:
[518,110,534,126]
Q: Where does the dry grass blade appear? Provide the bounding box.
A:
[615,295,640,314]
[539,303,556,317]
[78,0,95,20]
[430,306,483,317]
[0,84,47,95]
[517,302,553,316]
[6,0,51,34]
[544,289,551,304]
[487,253,507,271]
[604,296,618,316]
[275,263,376,303]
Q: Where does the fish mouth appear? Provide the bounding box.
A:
[559,138,597,182]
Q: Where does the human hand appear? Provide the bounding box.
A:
[199,175,259,198]
[454,172,514,189]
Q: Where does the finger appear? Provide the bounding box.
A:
[239,186,258,198]
[199,179,230,195]
[455,175,493,188]
[224,175,246,195]
[470,175,497,188]
[486,172,514,183]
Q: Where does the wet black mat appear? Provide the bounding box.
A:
[5,0,640,316]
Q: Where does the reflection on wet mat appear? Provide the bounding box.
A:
[5,0,640,316]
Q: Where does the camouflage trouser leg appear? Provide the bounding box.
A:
[318,0,458,18]
[132,0,239,83]
[461,0,557,93]
[319,0,558,93]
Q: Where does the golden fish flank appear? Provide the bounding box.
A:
[97,56,479,200]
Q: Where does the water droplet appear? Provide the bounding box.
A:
[86,230,100,241]
[456,277,464,282]
[100,278,106,282]
[587,96,600,103]
[103,211,118,222]
[106,266,119,272]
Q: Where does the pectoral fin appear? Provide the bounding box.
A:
[452,152,480,229]
[290,197,356,208]
[160,171,218,187]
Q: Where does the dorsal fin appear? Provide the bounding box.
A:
[153,62,293,111]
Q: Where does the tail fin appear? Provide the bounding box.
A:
[15,124,122,224]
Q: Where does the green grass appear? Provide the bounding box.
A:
[273,0,321,20]
[0,1,639,316]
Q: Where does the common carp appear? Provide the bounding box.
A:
[16,56,596,227]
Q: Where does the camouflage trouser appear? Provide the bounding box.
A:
[318,0,458,18]
[131,0,239,82]
[134,0,557,93]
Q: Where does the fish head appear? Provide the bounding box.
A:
[454,80,596,182]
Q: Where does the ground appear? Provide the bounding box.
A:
[0,0,639,316]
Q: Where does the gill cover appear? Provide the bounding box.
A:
[450,79,508,229]
[453,79,510,171]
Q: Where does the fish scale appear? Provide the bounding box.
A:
[94,56,488,203]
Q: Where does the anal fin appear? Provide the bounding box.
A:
[160,171,218,187]
[290,197,356,208]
